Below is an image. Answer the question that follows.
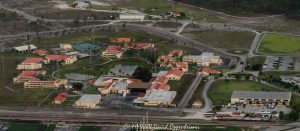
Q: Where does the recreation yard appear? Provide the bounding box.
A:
[258,34,300,55]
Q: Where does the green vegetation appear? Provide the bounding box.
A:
[182,29,255,50]
[259,34,300,55]
[169,74,196,104]
[187,79,206,108]
[174,0,300,19]
[208,80,278,105]
[133,66,153,82]
[8,123,45,131]
[84,86,99,94]
[153,22,182,28]
[78,126,100,131]
[246,56,266,71]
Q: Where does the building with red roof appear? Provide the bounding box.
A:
[102,45,123,58]
[157,55,175,67]
[45,55,77,65]
[199,67,221,76]
[168,50,183,58]
[151,83,170,91]
[164,69,184,80]
[54,92,68,104]
[126,43,153,50]
[175,62,188,72]
[111,37,133,44]
[13,70,46,84]
[34,49,48,56]
[17,57,44,70]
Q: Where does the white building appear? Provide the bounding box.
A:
[74,94,101,108]
[183,52,223,66]
[14,44,37,53]
[231,91,291,106]
[136,90,176,106]
[119,13,145,21]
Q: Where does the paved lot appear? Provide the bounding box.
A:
[263,56,277,70]
[278,57,293,71]
[295,58,300,71]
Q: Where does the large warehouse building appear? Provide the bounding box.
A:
[231,91,291,106]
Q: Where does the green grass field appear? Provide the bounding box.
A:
[182,29,255,50]
[7,123,55,131]
[208,80,278,105]
[247,56,266,65]
[169,74,196,104]
[259,34,300,54]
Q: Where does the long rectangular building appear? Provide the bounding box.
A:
[231,91,291,106]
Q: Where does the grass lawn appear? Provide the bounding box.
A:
[208,80,279,105]
[78,126,100,131]
[169,74,196,104]
[153,22,182,28]
[259,34,300,55]
[8,123,45,131]
[187,79,206,108]
[182,29,255,50]
[84,86,99,94]
[247,56,266,65]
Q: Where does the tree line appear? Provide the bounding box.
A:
[174,0,300,19]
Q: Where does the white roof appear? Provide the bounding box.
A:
[143,90,176,102]
[231,91,291,101]
[76,94,101,104]
[14,44,37,51]
[120,13,145,16]
[152,71,168,77]
[112,80,128,90]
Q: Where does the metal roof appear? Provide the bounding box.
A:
[231,91,291,101]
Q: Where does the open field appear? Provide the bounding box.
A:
[8,123,55,131]
[247,56,266,66]
[169,74,196,104]
[208,80,278,105]
[258,34,300,55]
[153,21,182,28]
[182,29,255,50]
[187,79,206,108]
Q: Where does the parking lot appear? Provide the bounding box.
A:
[263,56,295,71]
[295,58,300,71]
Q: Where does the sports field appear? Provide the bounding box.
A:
[259,34,300,55]
[208,80,278,105]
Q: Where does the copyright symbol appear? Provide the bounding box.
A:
[123,124,130,128]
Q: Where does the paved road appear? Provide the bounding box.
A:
[178,74,203,109]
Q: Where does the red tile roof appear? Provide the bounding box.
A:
[137,92,146,97]
[111,37,132,44]
[46,55,71,61]
[22,58,43,64]
[152,83,170,91]
[106,46,122,51]
[34,49,48,55]
[103,82,114,90]
[176,62,188,69]
[55,92,68,102]
[128,82,151,89]
[168,50,183,57]
[19,70,38,78]
[200,67,221,74]
[156,76,169,84]
[131,43,150,49]
[165,69,184,77]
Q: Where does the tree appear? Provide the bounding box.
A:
[72,82,83,91]
[245,75,250,80]
[133,66,152,82]
[235,74,241,80]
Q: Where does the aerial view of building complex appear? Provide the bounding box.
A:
[0,0,299,130]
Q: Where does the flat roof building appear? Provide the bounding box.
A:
[14,44,37,53]
[231,91,292,106]
[74,94,101,109]
[142,90,176,106]
[119,13,145,21]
